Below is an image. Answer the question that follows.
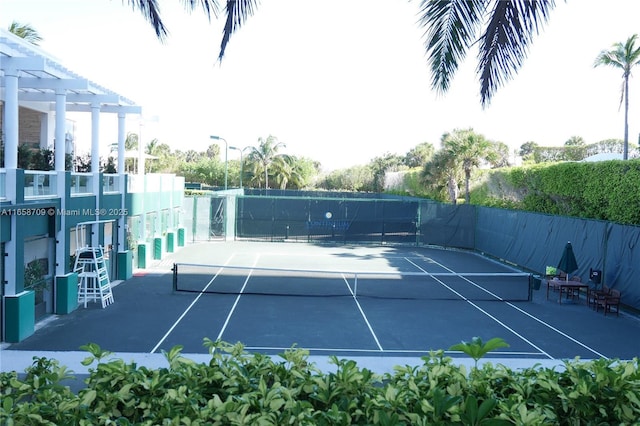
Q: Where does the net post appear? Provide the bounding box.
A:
[528,273,533,301]
[172,263,178,293]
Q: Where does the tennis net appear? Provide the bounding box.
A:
[172,263,533,302]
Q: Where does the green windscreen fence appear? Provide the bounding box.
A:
[184,192,640,310]
[236,196,419,244]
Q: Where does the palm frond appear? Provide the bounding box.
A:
[180,0,220,19]
[219,0,260,61]
[8,21,43,46]
[126,0,168,41]
[477,0,556,107]
[418,0,486,94]
[594,34,640,110]
[127,0,220,41]
[624,34,640,73]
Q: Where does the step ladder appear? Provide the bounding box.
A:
[74,246,114,308]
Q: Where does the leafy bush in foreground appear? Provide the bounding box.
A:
[2,338,640,425]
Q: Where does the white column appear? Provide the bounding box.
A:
[2,60,19,281]
[55,97,68,275]
[90,103,101,173]
[117,113,126,174]
[3,70,19,170]
[117,112,126,252]
[55,171,67,276]
[54,89,67,171]
[138,119,145,175]
[91,103,101,247]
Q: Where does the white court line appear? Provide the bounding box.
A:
[504,302,609,359]
[342,274,384,352]
[404,258,553,359]
[216,256,261,342]
[242,346,542,356]
[407,257,608,360]
[149,255,236,354]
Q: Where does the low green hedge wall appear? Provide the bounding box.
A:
[470,160,640,225]
[2,339,640,425]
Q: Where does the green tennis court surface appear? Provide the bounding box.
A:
[5,242,640,370]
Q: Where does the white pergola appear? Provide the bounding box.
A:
[0,28,143,282]
[0,28,141,174]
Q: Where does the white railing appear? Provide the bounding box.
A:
[103,174,119,193]
[70,173,93,196]
[125,173,187,194]
[128,174,145,193]
[146,174,161,192]
[175,176,185,189]
[161,174,174,191]
[24,171,56,198]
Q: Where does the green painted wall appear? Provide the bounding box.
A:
[5,291,35,342]
[102,193,124,218]
[55,273,78,314]
[117,251,133,280]
[0,214,10,243]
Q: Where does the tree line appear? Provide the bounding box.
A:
[5,127,636,204]
[6,18,639,199]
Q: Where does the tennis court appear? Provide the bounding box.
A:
[4,241,640,373]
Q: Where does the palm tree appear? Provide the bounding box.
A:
[8,21,43,45]
[125,0,555,106]
[564,135,586,161]
[519,141,539,160]
[369,153,405,193]
[419,0,556,107]
[270,155,301,190]
[121,0,219,42]
[247,135,286,189]
[125,132,138,151]
[442,128,495,204]
[422,149,461,204]
[594,34,640,160]
[405,142,435,168]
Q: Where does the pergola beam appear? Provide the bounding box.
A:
[14,77,89,90]
[66,104,142,114]
[16,92,121,104]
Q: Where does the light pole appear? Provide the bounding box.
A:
[210,135,228,190]
[229,145,248,189]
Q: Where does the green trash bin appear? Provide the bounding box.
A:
[138,243,147,269]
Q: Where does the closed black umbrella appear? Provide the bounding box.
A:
[557,241,579,281]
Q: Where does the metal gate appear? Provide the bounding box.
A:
[183,196,226,242]
[209,197,225,239]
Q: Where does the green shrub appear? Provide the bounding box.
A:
[467,160,640,225]
[2,339,640,425]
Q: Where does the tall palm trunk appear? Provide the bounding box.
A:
[448,175,459,205]
[464,168,472,204]
[623,75,629,160]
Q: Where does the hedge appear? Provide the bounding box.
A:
[469,160,640,225]
[2,338,640,425]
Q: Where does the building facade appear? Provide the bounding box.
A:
[1,29,184,342]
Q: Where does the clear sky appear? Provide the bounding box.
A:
[2,0,640,170]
